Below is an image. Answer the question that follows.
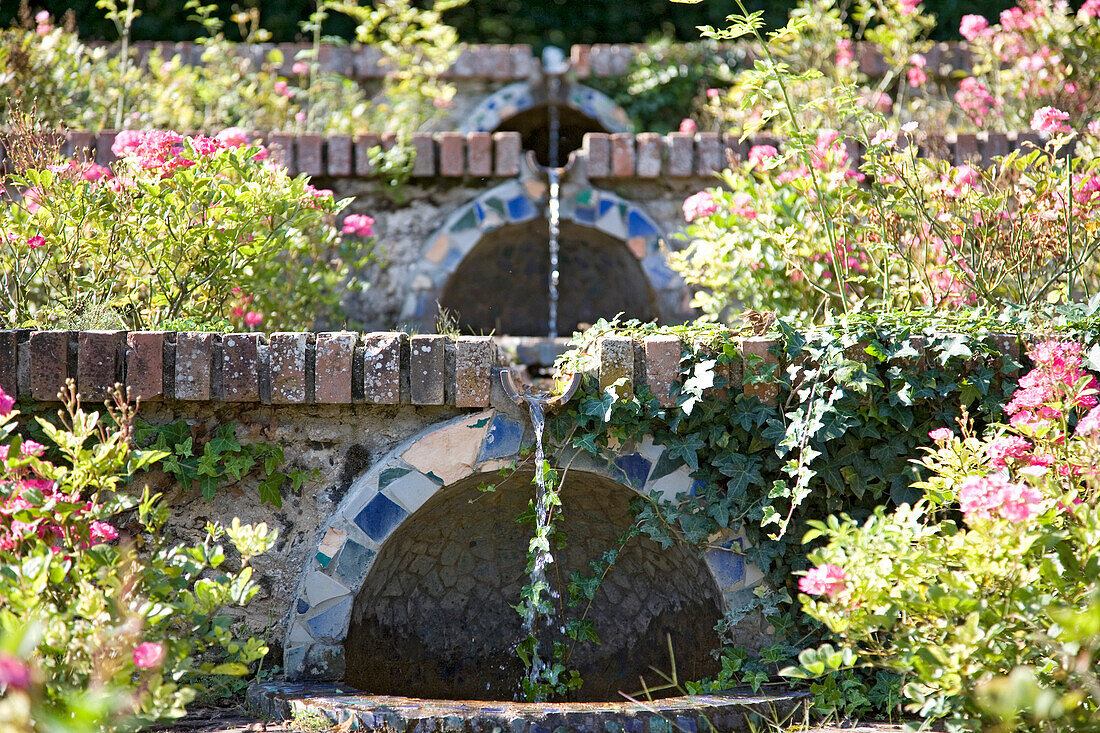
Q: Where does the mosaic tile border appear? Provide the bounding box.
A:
[460,81,632,137]
[285,411,764,681]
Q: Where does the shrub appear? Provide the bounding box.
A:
[0,383,276,731]
[789,339,1100,730]
[0,117,372,330]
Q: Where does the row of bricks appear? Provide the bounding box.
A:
[33,129,1050,181]
[0,331,502,408]
[87,40,975,82]
[0,331,1024,411]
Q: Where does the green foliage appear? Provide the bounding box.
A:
[134,420,309,508]
[0,383,275,731]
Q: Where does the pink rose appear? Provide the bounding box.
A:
[0,386,14,417]
[899,0,920,15]
[706,88,720,99]
[748,145,778,167]
[682,190,718,222]
[341,214,375,238]
[1031,106,1071,135]
[111,129,146,158]
[89,521,118,543]
[928,427,953,442]
[959,14,989,40]
[798,564,848,599]
[292,61,309,75]
[245,312,263,327]
[985,435,1031,467]
[26,236,45,249]
[0,653,31,690]
[274,80,291,97]
[215,127,252,148]
[907,66,928,87]
[835,38,854,67]
[132,642,164,669]
[678,118,697,134]
[729,192,757,220]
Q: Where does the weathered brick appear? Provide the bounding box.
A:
[510,44,535,78]
[126,332,165,402]
[723,133,747,165]
[29,331,69,402]
[362,332,402,405]
[954,132,978,165]
[583,133,610,177]
[570,45,591,79]
[451,46,478,77]
[843,138,861,170]
[695,132,722,175]
[326,134,353,177]
[77,331,124,400]
[222,333,260,402]
[438,132,465,177]
[95,130,118,165]
[1014,131,1043,152]
[269,332,308,404]
[315,332,356,404]
[354,133,381,176]
[590,44,612,76]
[0,331,17,400]
[608,44,632,75]
[644,335,681,408]
[353,46,384,77]
[410,335,446,405]
[296,133,324,176]
[493,132,521,177]
[68,131,94,160]
[599,335,634,400]
[410,133,436,177]
[268,132,297,174]
[489,45,513,79]
[454,337,493,408]
[636,133,663,178]
[667,133,694,177]
[317,44,352,76]
[467,132,493,177]
[610,133,635,177]
[981,132,1009,167]
[741,337,780,405]
[174,332,216,401]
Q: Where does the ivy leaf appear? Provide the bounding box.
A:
[935,335,973,365]
[258,473,285,508]
[666,433,705,471]
[714,452,763,496]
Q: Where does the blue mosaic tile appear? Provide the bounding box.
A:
[648,719,670,733]
[304,596,353,639]
[675,718,696,733]
[378,467,412,491]
[297,598,310,614]
[691,479,705,495]
[627,211,659,238]
[485,198,506,217]
[648,449,683,483]
[479,413,525,460]
[353,494,407,542]
[613,453,652,490]
[473,202,486,222]
[331,540,377,590]
[413,292,435,318]
[604,723,625,733]
[598,199,615,217]
[642,254,677,290]
[443,247,465,269]
[284,644,308,675]
[316,552,333,569]
[574,205,595,224]
[707,537,746,587]
[506,196,535,221]
[624,721,645,733]
[452,208,478,232]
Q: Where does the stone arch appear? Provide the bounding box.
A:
[459,80,633,139]
[398,178,690,335]
[284,411,764,683]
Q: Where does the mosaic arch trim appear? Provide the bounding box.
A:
[284,411,764,681]
[399,178,688,329]
[459,81,633,135]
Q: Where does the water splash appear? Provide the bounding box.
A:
[518,395,554,698]
[547,168,561,339]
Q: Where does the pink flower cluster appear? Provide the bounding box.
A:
[958,474,1042,524]
[959,14,991,40]
[985,435,1032,468]
[835,38,854,68]
[1031,106,1071,135]
[683,190,718,222]
[929,427,953,442]
[1006,341,1099,430]
[748,145,778,168]
[341,214,375,237]
[132,642,165,669]
[955,77,1002,127]
[798,564,848,599]
[907,54,928,87]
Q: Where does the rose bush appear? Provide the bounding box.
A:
[0,382,276,731]
[787,340,1100,730]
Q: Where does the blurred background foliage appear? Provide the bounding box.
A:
[5,0,1018,46]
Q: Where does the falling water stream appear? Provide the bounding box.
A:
[546,75,563,339]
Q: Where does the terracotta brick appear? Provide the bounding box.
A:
[0,331,17,400]
[362,332,402,405]
[438,132,465,177]
[126,332,165,402]
[954,132,978,165]
[95,130,118,165]
[354,133,381,176]
[410,335,446,405]
[583,133,610,177]
[77,330,124,401]
[667,133,694,177]
[326,135,352,177]
[174,332,216,401]
[269,332,307,404]
[451,46,478,78]
[510,45,535,78]
[297,134,323,176]
[222,333,260,402]
[599,335,634,400]
[635,133,663,178]
[644,335,681,408]
[315,332,356,404]
[489,45,513,79]
[318,44,352,76]
[570,45,591,79]
[493,132,521,177]
[696,132,722,175]
[29,331,69,402]
[455,337,493,408]
[467,132,493,177]
[410,133,436,177]
[608,45,632,75]
[741,337,780,405]
[590,44,612,76]
[473,45,498,78]
[268,133,296,174]
[610,133,635,177]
